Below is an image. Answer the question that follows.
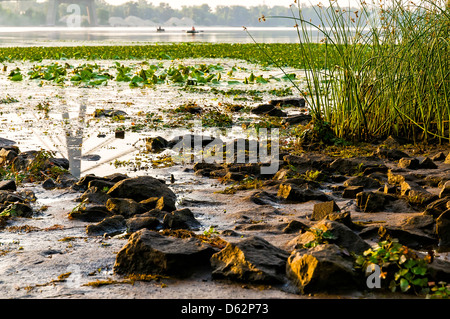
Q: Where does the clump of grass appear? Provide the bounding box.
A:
[265,0,450,144]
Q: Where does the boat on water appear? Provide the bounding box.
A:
[186,26,202,34]
[156,26,165,32]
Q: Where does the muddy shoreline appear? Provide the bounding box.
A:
[0,58,449,300]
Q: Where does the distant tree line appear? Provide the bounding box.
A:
[0,0,360,27]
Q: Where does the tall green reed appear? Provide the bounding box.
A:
[266,0,450,143]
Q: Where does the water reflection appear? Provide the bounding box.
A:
[62,101,85,178]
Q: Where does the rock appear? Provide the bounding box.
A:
[398,157,420,169]
[210,236,289,284]
[401,215,435,235]
[0,137,16,148]
[265,107,287,117]
[115,130,125,139]
[0,190,27,204]
[282,220,310,234]
[427,258,450,283]
[107,176,176,204]
[439,181,450,199]
[400,180,435,204]
[168,134,220,150]
[79,154,101,161]
[47,157,70,170]
[287,220,370,254]
[328,158,360,175]
[74,174,111,191]
[286,244,360,294]
[139,197,159,211]
[93,109,127,118]
[103,173,129,183]
[423,196,450,218]
[55,172,78,188]
[87,179,115,190]
[0,180,16,191]
[155,196,177,212]
[445,153,450,164]
[311,201,341,221]
[269,97,305,107]
[282,114,312,126]
[68,204,111,222]
[223,171,246,182]
[342,186,364,199]
[343,176,381,189]
[251,104,287,117]
[381,135,407,148]
[436,210,450,251]
[137,208,167,220]
[376,147,410,161]
[0,148,18,166]
[75,186,111,205]
[11,150,38,173]
[383,184,398,195]
[0,201,33,217]
[126,216,161,233]
[113,229,217,277]
[251,104,276,114]
[356,191,388,212]
[387,169,417,185]
[42,178,57,190]
[419,157,438,169]
[277,183,330,203]
[145,136,169,153]
[16,189,36,202]
[86,215,126,236]
[105,198,146,218]
[162,208,201,230]
[431,152,446,161]
[248,191,279,205]
[326,211,360,230]
[377,225,438,249]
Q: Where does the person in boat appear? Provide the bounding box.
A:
[191,26,196,31]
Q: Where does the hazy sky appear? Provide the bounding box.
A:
[103,0,362,9]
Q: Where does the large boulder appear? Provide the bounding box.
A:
[107,176,176,204]
[286,244,361,294]
[114,229,217,277]
[210,236,289,284]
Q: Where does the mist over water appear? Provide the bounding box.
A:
[0,26,320,46]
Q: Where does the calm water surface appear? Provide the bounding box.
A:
[0,26,319,47]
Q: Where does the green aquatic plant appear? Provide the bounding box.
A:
[354,237,448,296]
[261,0,450,143]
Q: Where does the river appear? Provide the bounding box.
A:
[0,26,317,47]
